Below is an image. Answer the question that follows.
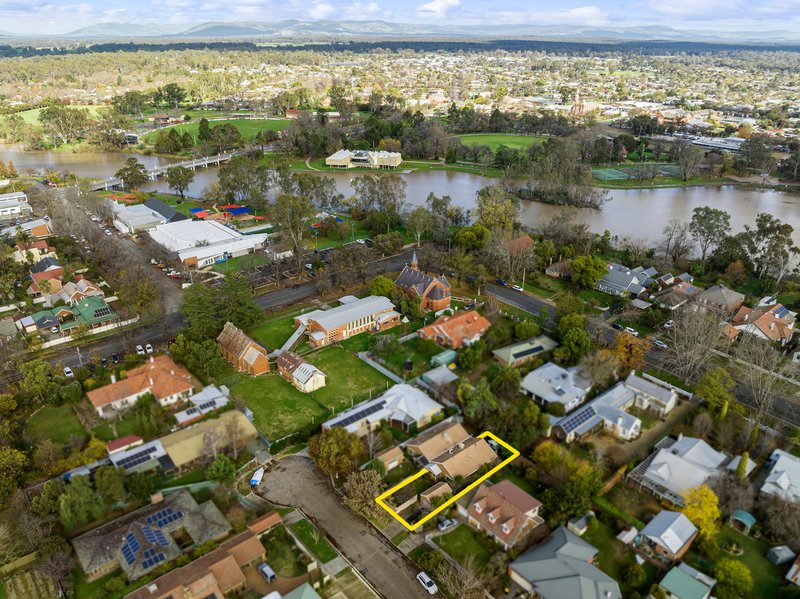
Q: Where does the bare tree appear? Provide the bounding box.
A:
[203,429,221,460]
[225,416,244,460]
[734,335,788,428]
[0,522,25,565]
[364,426,384,460]
[664,308,727,382]
[433,556,486,599]
[660,219,693,264]
[710,475,754,517]
[693,411,713,437]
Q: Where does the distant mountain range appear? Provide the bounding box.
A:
[14,20,800,44]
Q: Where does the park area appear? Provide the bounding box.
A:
[221,346,393,440]
[143,118,290,144]
[454,133,546,152]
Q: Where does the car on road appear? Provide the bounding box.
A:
[612,322,624,331]
[101,357,108,367]
[624,327,639,337]
[653,340,669,350]
[257,563,277,583]
[437,518,458,532]
[135,345,146,356]
[50,326,60,334]
[663,320,674,329]
[111,352,120,364]
[511,284,524,292]
[63,367,74,378]
[145,343,154,354]
[416,572,438,595]
[495,278,508,287]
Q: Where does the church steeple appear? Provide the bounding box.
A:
[411,251,418,270]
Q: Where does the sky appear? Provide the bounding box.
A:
[2,0,800,36]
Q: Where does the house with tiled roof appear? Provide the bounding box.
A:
[87,355,194,418]
[0,217,53,240]
[106,434,144,455]
[545,259,572,280]
[124,528,265,599]
[276,350,326,393]
[428,436,497,480]
[458,480,544,550]
[418,310,490,349]
[11,239,56,263]
[405,420,471,463]
[696,284,745,315]
[28,256,63,284]
[395,252,451,312]
[651,281,702,310]
[731,297,796,345]
[72,489,231,582]
[47,277,104,307]
[216,321,269,376]
[596,263,657,298]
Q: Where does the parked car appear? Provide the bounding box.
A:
[511,284,524,292]
[257,563,277,583]
[663,320,674,329]
[101,357,108,368]
[63,367,74,378]
[495,278,508,287]
[135,345,146,356]
[111,352,120,364]
[416,572,438,595]
[653,340,669,350]
[612,322,624,331]
[624,327,639,337]
[356,239,366,245]
[437,518,458,532]
[145,343,154,354]
[50,326,60,334]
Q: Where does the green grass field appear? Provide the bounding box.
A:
[26,405,87,446]
[225,346,392,440]
[291,519,338,563]
[434,524,494,567]
[7,105,102,126]
[248,315,297,349]
[454,133,547,152]
[143,118,290,143]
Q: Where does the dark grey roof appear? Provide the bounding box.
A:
[510,527,622,599]
[29,257,60,273]
[144,198,188,223]
[395,265,450,298]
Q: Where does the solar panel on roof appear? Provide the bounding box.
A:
[122,546,136,565]
[93,307,112,318]
[776,306,789,318]
[335,400,387,427]
[197,400,216,410]
[511,345,544,360]
[126,533,141,552]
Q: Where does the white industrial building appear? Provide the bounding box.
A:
[148,220,269,268]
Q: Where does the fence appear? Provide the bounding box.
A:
[640,371,693,399]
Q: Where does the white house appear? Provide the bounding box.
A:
[761,449,800,503]
[521,362,592,413]
[0,191,31,217]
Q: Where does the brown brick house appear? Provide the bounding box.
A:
[276,350,326,393]
[395,252,451,312]
[418,310,490,349]
[295,295,401,348]
[217,321,269,376]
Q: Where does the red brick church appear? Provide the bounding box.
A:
[395,252,451,312]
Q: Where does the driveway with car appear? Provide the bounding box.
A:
[257,456,432,599]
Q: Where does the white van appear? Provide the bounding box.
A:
[258,562,277,583]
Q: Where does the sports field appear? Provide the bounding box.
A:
[455,133,546,152]
[143,118,290,143]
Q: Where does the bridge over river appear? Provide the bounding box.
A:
[88,152,237,191]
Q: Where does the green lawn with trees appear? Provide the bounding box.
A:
[26,405,87,446]
[290,519,338,563]
[143,118,289,143]
[454,133,547,152]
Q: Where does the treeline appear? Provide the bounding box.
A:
[446,105,576,136]
[0,41,262,58]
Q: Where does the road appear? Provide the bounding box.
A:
[257,456,431,599]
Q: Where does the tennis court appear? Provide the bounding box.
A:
[592,167,630,180]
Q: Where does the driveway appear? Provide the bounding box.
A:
[257,456,431,599]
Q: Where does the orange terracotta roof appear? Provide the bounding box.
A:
[87,355,193,408]
[733,304,796,342]
[247,511,281,535]
[419,310,490,347]
[466,480,542,547]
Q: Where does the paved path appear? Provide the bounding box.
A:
[257,456,431,599]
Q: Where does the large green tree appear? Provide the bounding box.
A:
[94,466,127,504]
[690,206,731,270]
[273,193,316,275]
[115,157,149,191]
[714,559,753,599]
[58,475,105,529]
[473,186,518,232]
[180,274,261,341]
[308,427,362,482]
[166,166,195,200]
[694,367,735,419]
[570,255,607,289]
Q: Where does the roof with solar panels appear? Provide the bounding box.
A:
[72,489,230,581]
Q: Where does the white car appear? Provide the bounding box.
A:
[663,320,674,329]
[624,327,639,337]
[653,340,669,350]
[416,572,438,595]
[437,518,457,532]
[145,343,154,354]
[511,284,524,292]
[356,239,366,244]
[63,366,74,378]
[136,344,146,356]
[50,326,60,334]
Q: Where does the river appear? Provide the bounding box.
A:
[3,145,799,243]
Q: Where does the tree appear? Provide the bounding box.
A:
[735,335,787,436]
[369,275,395,297]
[660,219,693,264]
[664,309,727,382]
[758,494,800,541]
[613,334,647,374]
[682,485,720,540]
[166,166,195,200]
[433,556,485,599]
[180,275,261,341]
[207,455,236,482]
[0,448,27,505]
[156,82,186,108]
[352,174,407,234]
[343,470,386,521]
[308,427,362,482]
[695,368,735,419]
[58,475,105,529]
[406,206,432,247]
[710,475,754,517]
[690,206,731,270]
[473,186,518,232]
[198,117,211,143]
[741,213,798,285]
[115,157,149,191]
[739,135,775,185]
[31,478,65,517]
[94,465,126,504]
[273,193,315,276]
[625,563,646,590]
[38,105,90,145]
[127,472,156,502]
[209,123,242,152]
[570,255,607,289]
[673,142,705,181]
[735,452,749,481]
[715,558,753,599]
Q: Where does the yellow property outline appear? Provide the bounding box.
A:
[375,430,520,531]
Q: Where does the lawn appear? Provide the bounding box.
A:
[577,289,614,306]
[248,315,297,350]
[213,252,269,273]
[434,524,494,567]
[26,405,87,446]
[6,105,101,126]
[684,526,784,598]
[291,519,338,563]
[454,133,547,152]
[374,336,441,378]
[263,524,309,577]
[91,410,139,442]
[224,346,392,440]
[522,274,570,299]
[143,118,290,143]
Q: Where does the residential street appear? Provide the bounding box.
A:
[257,456,431,599]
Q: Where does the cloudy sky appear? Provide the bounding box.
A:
[2,0,799,35]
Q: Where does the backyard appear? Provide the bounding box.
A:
[223,346,393,440]
[26,404,87,446]
[262,524,310,577]
[434,524,495,567]
[248,315,297,349]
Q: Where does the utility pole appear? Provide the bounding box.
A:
[76,346,84,367]
[522,268,526,290]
